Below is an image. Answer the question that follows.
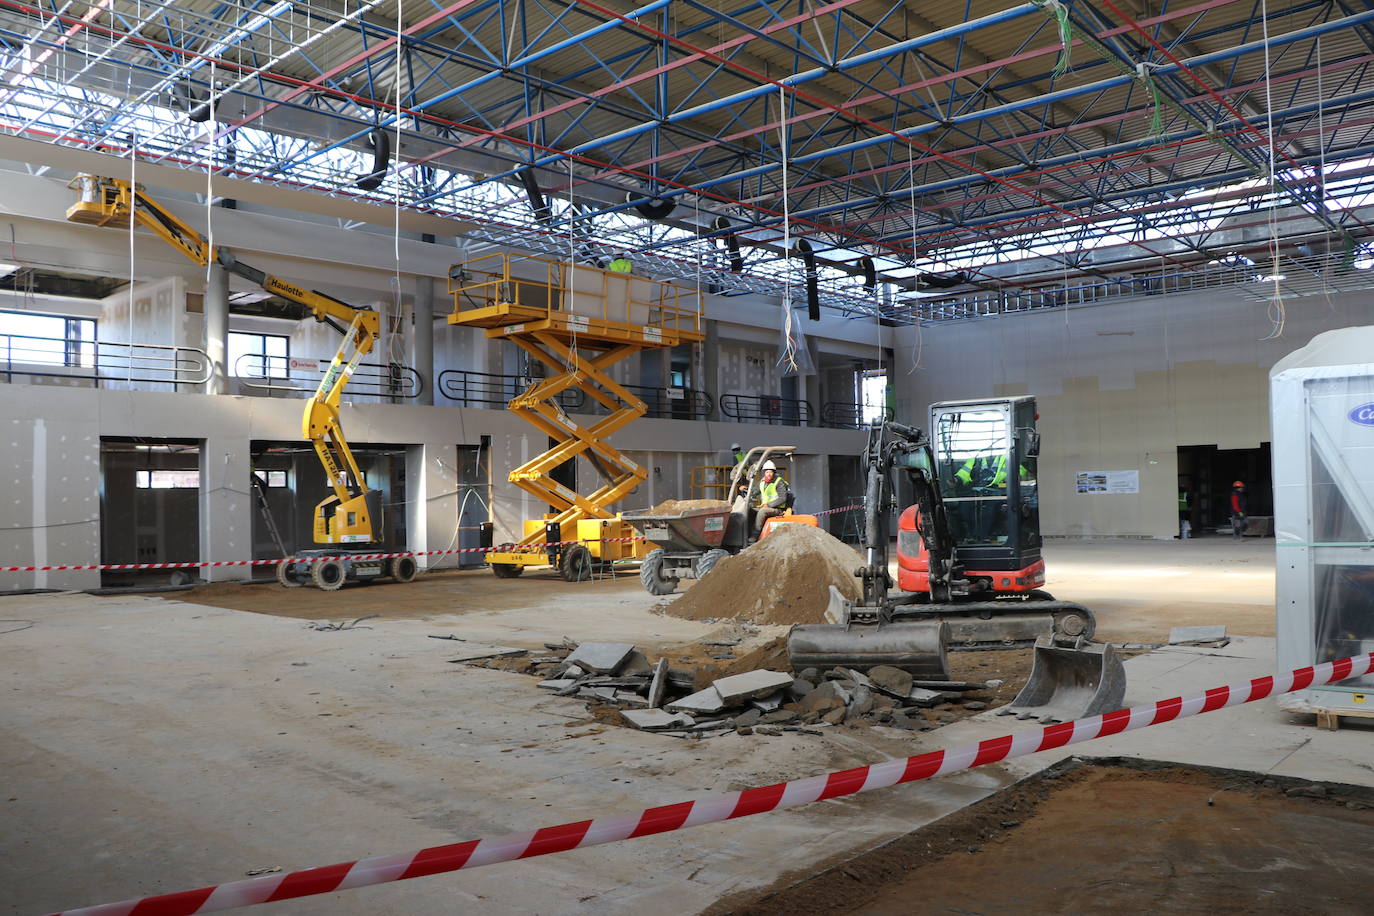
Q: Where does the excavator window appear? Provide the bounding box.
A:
[935,407,1013,547]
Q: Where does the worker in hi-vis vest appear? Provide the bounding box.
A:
[954,451,1026,491]
[607,252,633,274]
[753,460,792,534]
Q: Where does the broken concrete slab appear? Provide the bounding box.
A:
[734,708,763,728]
[614,690,649,707]
[905,687,945,708]
[666,686,726,715]
[537,679,577,691]
[867,665,914,697]
[647,658,669,709]
[1169,625,1229,645]
[713,670,794,705]
[620,650,654,677]
[786,678,813,700]
[821,707,846,726]
[444,645,527,662]
[750,692,783,712]
[564,642,636,674]
[809,680,852,705]
[759,709,799,725]
[621,709,694,730]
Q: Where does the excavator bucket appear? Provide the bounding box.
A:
[999,636,1126,723]
[788,618,950,679]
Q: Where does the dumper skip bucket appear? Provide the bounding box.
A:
[999,636,1126,723]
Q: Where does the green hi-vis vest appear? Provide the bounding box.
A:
[955,453,1009,488]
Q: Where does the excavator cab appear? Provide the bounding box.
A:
[898,397,1047,597]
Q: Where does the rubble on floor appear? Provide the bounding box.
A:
[451,635,1012,739]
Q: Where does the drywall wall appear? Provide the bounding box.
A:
[893,285,1374,537]
[0,384,865,589]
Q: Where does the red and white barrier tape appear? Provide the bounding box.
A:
[3,506,864,573]
[48,651,1373,916]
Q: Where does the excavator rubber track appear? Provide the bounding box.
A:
[886,597,1097,651]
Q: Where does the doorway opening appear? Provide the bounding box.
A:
[99,437,201,586]
[1177,443,1272,536]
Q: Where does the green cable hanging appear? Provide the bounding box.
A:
[1037,0,1075,77]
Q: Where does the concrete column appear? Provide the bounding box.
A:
[199,435,252,582]
[703,318,720,421]
[804,337,822,427]
[203,263,229,395]
[406,443,457,564]
[414,276,435,406]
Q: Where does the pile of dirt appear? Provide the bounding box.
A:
[646,497,732,515]
[663,524,862,625]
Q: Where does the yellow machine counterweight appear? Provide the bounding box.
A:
[448,254,704,581]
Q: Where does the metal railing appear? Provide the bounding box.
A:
[821,402,892,429]
[235,355,421,398]
[437,369,586,410]
[0,334,211,386]
[719,393,812,426]
[448,253,702,336]
[623,384,712,420]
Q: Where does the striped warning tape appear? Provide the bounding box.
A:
[48,651,1373,916]
[3,505,864,573]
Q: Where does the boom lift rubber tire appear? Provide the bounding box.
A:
[389,555,418,583]
[490,562,523,579]
[560,544,593,582]
[639,548,677,595]
[312,559,346,591]
[695,548,730,580]
[276,560,302,588]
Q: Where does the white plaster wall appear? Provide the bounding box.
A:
[893,287,1374,537]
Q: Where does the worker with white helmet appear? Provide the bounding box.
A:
[753,459,793,534]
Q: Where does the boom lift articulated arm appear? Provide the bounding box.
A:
[67,175,382,544]
[856,420,969,621]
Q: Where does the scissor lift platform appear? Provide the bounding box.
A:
[449,254,704,580]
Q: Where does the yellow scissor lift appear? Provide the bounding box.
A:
[449,254,704,581]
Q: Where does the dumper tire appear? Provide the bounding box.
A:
[560,545,593,583]
[311,559,347,591]
[639,548,677,595]
[695,548,730,580]
[276,559,303,588]
[490,562,523,579]
[389,555,419,583]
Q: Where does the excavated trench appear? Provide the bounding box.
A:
[717,757,1374,915]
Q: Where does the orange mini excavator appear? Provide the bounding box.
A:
[791,398,1118,674]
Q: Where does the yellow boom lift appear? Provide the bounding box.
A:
[449,254,704,580]
[67,175,419,590]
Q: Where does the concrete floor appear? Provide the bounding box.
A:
[3,537,1360,916]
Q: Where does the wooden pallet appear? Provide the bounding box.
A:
[1315,705,1374,730]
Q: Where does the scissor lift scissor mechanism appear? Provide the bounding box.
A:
[448,254,704,580]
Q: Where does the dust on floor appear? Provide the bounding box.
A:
[167,566,647,619]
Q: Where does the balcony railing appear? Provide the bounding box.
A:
[623,384,712,420]
[719,393,812,426]
[437,369,586,410]
[821,402,892,429]
[235,355,421,398]
[0,334,210,386]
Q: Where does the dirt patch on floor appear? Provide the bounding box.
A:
[718,759,1374,915]
[663,525,862,625]
[167,566,645,620]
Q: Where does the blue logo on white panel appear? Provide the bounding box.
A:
[1349,404,1374,426]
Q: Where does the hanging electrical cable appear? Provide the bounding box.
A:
[776,84,797,371]
[1259,0,1285,340]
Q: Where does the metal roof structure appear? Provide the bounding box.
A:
[2,0,1373,321]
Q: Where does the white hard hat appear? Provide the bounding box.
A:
[730,442,741,451]
[761,460,777,471]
